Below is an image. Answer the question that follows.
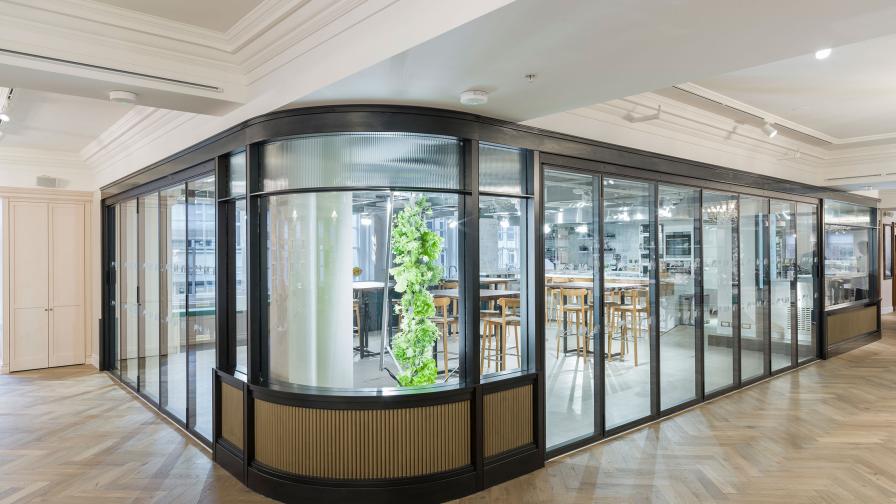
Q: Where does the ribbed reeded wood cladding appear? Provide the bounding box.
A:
[828,305,878,345]
[221,382,244,451]
[253,399,470,479]
[483,384,534,458]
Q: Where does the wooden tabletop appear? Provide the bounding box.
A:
[546,282,643,290]
[352,281,386,290]
[430,289,519,300]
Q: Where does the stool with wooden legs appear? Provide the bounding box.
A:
[613,288,650,366]
[555,288,589,357]
[429,296,458,375]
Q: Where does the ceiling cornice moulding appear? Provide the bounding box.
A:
[0,146,89,170]
[677,82,896,147]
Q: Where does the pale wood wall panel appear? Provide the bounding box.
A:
[221,383,244,451]
[483,384,533,458]
[254,399,470,479]
[828,306,878,345]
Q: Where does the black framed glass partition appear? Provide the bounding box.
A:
[98,106,854,503]
[106,173,216,443]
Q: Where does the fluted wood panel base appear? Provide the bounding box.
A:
[254,399,471,479]
[828,305,877,345]
[483,384,533,458]
[221,382,244,451]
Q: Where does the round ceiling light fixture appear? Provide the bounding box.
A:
[762,121,778,138]
[109,90,138,104]
[459,90,488,106]
[815,48,832,60]
[0,112,9,122]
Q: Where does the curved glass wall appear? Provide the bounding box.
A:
[258,133,472,391]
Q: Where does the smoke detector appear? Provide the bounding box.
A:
[459,90,488,106]
[109,90,138,104]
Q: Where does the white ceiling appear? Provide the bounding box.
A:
[0,88,132,152]
[92,0,264,32]
[693,34,896,141]
[300,0,896,122]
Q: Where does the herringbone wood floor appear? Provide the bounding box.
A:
[3,318,896,503]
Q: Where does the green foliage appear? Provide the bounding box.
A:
[390,196,444,387]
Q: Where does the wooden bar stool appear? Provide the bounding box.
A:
[614,288,650,366]
[555,288,589,357]
[430,296,457,375]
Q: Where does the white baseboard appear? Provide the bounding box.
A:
[883,306,893,315]
[88,353,99,368]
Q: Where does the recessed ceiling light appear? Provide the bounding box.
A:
[815,48,832,60]
[762,121,778,138]
[459,90,488,106]
[0,113,9,122]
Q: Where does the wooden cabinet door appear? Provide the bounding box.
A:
[10,202,50,371]
[49,203,86,367]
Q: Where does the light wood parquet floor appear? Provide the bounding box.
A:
[3,317,896,503]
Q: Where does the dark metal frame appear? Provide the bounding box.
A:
[97,105,874,503]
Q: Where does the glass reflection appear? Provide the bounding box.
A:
[770,200,796,372]
[658,185,698,410]
[120,199,138,388]
[140,193,160,402]
[603,177,653,428]
[740,196,769,382]
[543,169,595,449]
[796,203,818,362]
[235,199,248,374]
[479,195,526,376]
[187,176,216,440]
[702,192,737,393]
[160,185,187,421]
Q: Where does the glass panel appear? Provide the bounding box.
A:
[112,205,121,376]
[658,185,698,410]
[603,177,654,428]
[797,203,818,362]
[260,133,461,192]
[262,191,461,389]
[739,196,769,382]
[770,200,796,372]
[187,176,216,440]
[120,199,139,388]
[543,169,595,449]
[825,225,873,306]
[140,193,160,402]
[479,195,527,377]
[885,225,893,279]
[227,150,247,197]
[160,185,187,421]
[479,142,526,195]
[235,199,248,375]
[702,192,737,394]
[824,200,873,227]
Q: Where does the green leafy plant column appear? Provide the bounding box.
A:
[390,196,444,386]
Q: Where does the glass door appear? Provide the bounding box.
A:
[120,199,139,388]
[796,203,818,362]
[702,192,738,394]
[603,177,655,429]
[160,185,187,422]
[658,184,699,411]
[544,169,597,450]
[187,175,216,441]
[739,196,769,382]
[770,200,796,372]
